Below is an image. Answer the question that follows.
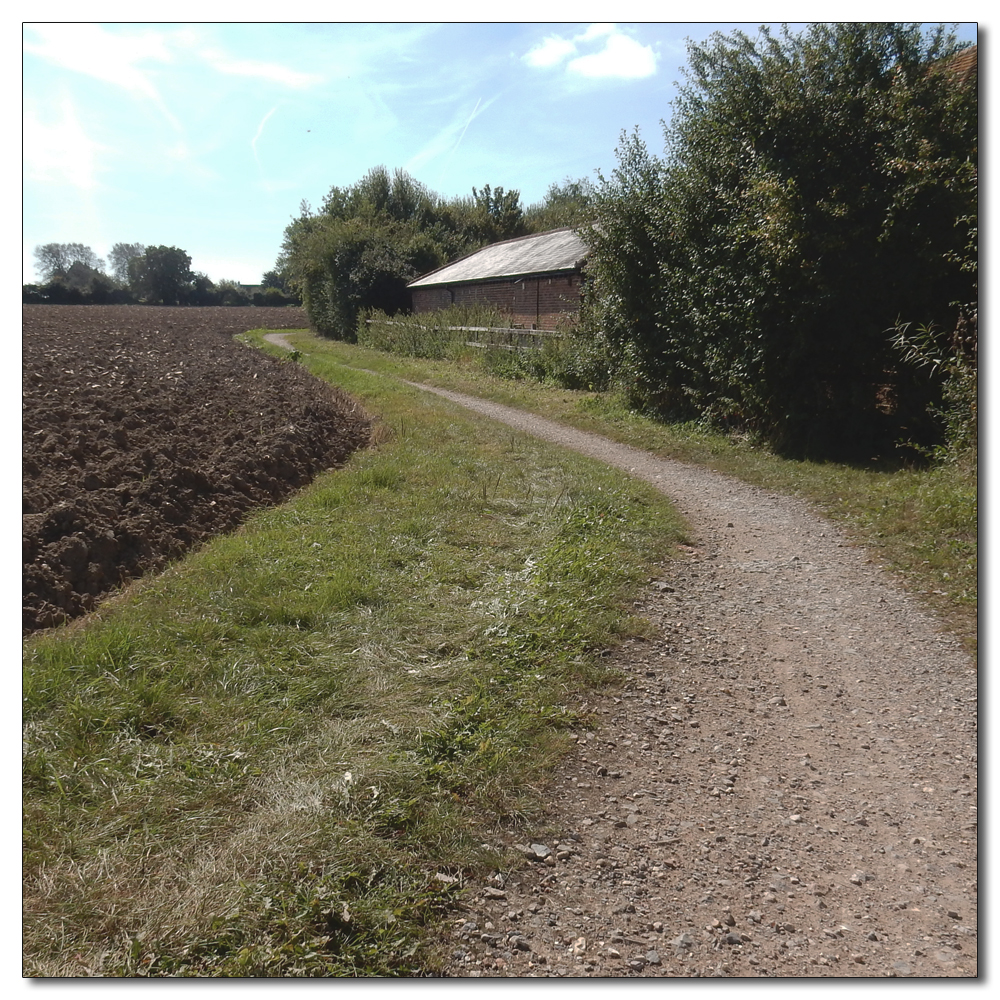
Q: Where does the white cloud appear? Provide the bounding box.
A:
[523,35,577,68]
[522,23,657,80]
[576,24,615,43]
[23,23,181,129]
[568,33,658,79]
[199,49,324,89]
[23,99,105,193]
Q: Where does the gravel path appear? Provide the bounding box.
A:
[414,385,978,979]
[262,338,978,978]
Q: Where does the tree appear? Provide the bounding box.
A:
[128,246,193,305]
[470,184,527,242]
[290,215,445,339]
[586,23,977,459]
[187,273,218,306]
[215,279,250,306]
[261,268,287,291]
[33,243,104,282]
[108,242,146,284]
[280,167,559,339]
[525,176,597,230]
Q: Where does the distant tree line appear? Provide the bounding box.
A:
[582,22,977,461]
[24,243,301,307]
[276,166,594,339]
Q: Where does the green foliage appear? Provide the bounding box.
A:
[478,326,616,393]
[259,268,300,304]
[215,279,251,307]
[359,305,616,392]
[524,176,597,231]
[188,272,217,305]
[892,305,977,463]
[586,23,977,460]
[468,183,528,243]
[33,242,105,282]
[359,304,510,359]
[280,167,539,341]
[291,216,445,340]
[108,242,147,285]
[129,245,195,305]
[253,286,299,307]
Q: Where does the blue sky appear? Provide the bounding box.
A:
[22,18,979,286]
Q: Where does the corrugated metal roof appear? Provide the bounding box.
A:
[408,227,589,288]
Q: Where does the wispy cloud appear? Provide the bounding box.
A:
[23,98,106,193]
[252,106,279,178]
[406,95,497,177]
[523,35,578,68]
[521,23,657,80]
[199,49,324,89]
[23,23,181,129]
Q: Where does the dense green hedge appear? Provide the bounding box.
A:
[583,23,977,461]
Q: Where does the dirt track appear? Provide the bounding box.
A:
[391,385,977,978]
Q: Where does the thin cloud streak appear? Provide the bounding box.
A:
[450,98,482,159]
[407,94,497,179]
[199,50,324,89]
[252,106,279,174]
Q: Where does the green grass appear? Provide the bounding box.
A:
[267,330,977,657]
[23,340,686,977]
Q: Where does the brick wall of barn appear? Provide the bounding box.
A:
[411,273,583,329]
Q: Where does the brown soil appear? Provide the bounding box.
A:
[406,386,978,980]
[22,306,370,632]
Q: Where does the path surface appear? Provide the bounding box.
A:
[264,337,978,977]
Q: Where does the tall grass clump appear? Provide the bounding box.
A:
[358,304,511,359]
[361,303,617,395]
[479,317,616,393]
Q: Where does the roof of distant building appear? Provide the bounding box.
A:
[944,43,977,85]
[408,227,589,288]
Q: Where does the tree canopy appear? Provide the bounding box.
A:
[127,246,194,305]
[108,242,146,285]
[33,243,105,283]
[280,167,540,339]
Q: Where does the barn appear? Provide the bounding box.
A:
[408,227,589,330]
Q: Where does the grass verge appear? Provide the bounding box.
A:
[264,331,977,657]
[23,339,685,977]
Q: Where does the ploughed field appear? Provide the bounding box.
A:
[22,306,370,632]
